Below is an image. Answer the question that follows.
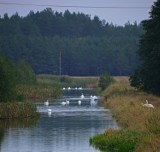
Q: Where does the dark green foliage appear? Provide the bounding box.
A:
[0,55,37,102]
[130,0,160,95]
[0,56,17,102]
[98,73,113,91]
[90,129,143,152]
[0,9,143,76]
[17,60,37,84]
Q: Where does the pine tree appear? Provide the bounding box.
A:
[130,0,160,95]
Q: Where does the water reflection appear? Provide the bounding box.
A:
[0,117,39,152]
[0,118,39,129]
[0,129,4,151]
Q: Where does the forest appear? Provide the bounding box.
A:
[0,8,143,76]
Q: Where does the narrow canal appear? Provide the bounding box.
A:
[0,88,118,152]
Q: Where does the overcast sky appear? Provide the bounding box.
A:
[0,0,156,26]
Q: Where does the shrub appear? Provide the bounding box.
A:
[98,73,113,91]
[90,129,143,152]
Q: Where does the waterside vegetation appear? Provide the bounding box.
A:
[37,74,99,89]
[0,102,39,119]
[0,56,61,119]
[90,78,160,152]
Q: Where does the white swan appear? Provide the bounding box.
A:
[93,95,98,100]
[61,101,67,106]
[62,87,66,90]
[143,100,154,108]
[78,100,81,105]
[66,100,70,105]
[44,100,49,106]
[80,93,84,99]
[90,96,97,105]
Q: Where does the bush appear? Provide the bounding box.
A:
[98,73,113,91]
[90,129,143,152]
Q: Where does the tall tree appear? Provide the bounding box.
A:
[0,56,17,102]
[130,0,160,95]
[17,60,37,84]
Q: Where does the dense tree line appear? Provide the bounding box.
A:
[0,8,143,76]
[130,0,160,95]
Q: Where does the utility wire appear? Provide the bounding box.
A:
[0,2,150,9]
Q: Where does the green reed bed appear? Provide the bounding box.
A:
[0,102,39,119]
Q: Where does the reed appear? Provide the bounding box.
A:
[91,79,160,152]
[17,83,61,101]
[0,102,39,119]
[37,74,99,88]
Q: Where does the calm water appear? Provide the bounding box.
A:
[0,89,118,152]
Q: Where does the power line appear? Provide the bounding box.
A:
[0,2,150,9]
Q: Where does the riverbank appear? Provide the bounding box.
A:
[90,78,160,152]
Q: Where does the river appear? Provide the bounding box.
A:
[0,89,118,152]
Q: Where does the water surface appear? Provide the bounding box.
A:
[0,89,118,152]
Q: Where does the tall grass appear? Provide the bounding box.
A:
[90,79,160,152]
[37,74,99,88]
[17,83,61,101]
[0,102,39,119]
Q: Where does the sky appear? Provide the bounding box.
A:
[0,0,156,26]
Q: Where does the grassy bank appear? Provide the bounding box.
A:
[90,78,160,152]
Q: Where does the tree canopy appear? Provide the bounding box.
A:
[0,55,37,102]
[0,56,17,102]
[0,9,143,76]
[130,0,160,95]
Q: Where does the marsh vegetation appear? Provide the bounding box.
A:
[90,78,160,152]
